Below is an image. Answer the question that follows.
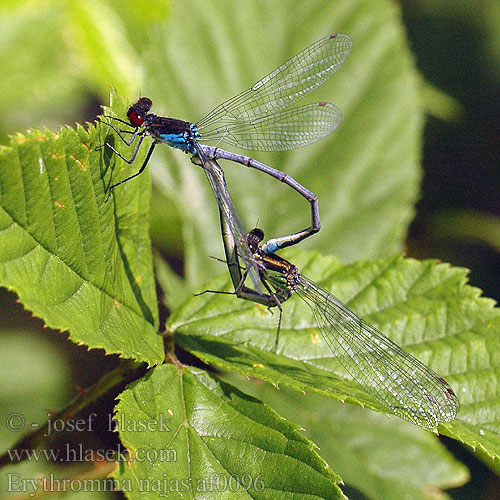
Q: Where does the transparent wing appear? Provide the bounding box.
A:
[196,34,352,148]
[199,102,342,151]
[193,143,263,293]
[294,275,459,428]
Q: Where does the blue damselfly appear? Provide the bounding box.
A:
[101,34,352,259]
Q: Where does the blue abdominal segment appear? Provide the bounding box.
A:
[261,240,279,254]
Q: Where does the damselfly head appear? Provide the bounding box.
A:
[127,97,153,127]
[247,228,265,253]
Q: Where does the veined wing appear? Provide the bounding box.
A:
[294,274,459,428]
[199,102,342,151]
[196,34,352,140]
[193,143,263,293]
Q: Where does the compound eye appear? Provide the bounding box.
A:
[127,97,153,127]
[246,228,265,252]
[127,110,144,127]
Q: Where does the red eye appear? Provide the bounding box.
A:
[128,111,144,127]
[127,97,152,127]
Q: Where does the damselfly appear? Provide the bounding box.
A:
[220,227,460,428]
[190,153,266,292]
[101,34,351,257]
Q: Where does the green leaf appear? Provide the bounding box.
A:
[0,330,70,451]
[0,97,163,364]
[430,209,500,253]
[0,331,115,499]
[0,3,88,138]
[0,330,117,499]
[138,0,423,287]
[239,382,469,500]
[168,250,500,457]
[113,364,346,499]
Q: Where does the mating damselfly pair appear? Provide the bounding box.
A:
[101,34,351,292]
[100,34,459,428]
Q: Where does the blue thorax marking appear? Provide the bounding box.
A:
[159,124,200,154]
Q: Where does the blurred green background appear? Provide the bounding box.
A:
[0,0,499,499]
